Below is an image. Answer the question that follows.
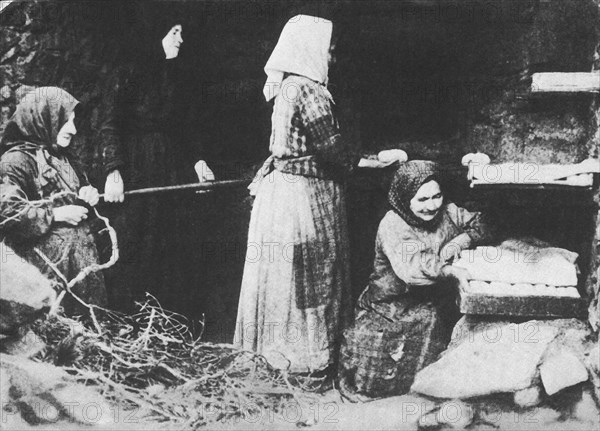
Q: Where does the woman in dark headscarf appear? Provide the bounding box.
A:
[0,87,106,315]
[339,160,492,398]
[101,3,212,308]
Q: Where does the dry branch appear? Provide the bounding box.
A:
[32,295,315,428]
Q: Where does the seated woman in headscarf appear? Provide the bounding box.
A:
[339,160,493,398]
[0,87,106,316]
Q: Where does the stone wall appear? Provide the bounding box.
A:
[455,0,600,329]
[1,0,599,339]
[588,0,600,329]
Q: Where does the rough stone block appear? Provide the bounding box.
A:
[587,343,600,403]
[540,349,589,395]
[573,387,600,425]
[0,327,46,358]
[514,385,543,407]
[0,243,56,335]
[1,354,114,425]
[0,366,9,405]
[411,322,558,399]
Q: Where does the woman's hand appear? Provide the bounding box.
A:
[104,170,125,203]
[194,160,215,183]
[440,244,460,263]
[53,205,88,226]
[440,233,472,264]
[78,185,100,207]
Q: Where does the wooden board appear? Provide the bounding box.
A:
[458,280,585,318]
[467,159,598,189]
[531,72,600,93]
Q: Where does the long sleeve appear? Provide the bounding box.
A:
[0,152,54,240]
[446,202,494,246]
[298,83,360,172]
[178,69,208,166]
[96,72,125,176]
[378,213,445,286]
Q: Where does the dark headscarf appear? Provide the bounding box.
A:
[388,160,444,230]
[0,87,79,156]
[122,0,188,65]
[117,2,187,134]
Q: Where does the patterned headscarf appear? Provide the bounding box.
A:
[0,87,79,155]
[388,160,444,230]
[263,15,333,101]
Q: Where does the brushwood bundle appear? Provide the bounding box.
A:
[32,295,318,428]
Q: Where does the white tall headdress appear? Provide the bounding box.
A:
[263,15,333,102]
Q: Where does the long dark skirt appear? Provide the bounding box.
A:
[102,132,185,310]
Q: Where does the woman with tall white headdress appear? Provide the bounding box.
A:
[234,15,405,379]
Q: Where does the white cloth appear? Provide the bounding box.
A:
[453,246,578,286]
[263,14,332,101]
[467,159,598,186]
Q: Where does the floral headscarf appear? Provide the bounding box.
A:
[388,160,444,230]
[0,87,79,155]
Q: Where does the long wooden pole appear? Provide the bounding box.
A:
[99,179,251,199]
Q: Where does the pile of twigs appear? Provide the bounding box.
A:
[33,296,312,429]
[5,187,322,428]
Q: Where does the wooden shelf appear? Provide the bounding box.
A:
[470,182,594,191]
[531,72,600,93]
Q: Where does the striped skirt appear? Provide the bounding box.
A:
[234,170,351,373]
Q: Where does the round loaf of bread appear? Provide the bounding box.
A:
[378,149,408,164]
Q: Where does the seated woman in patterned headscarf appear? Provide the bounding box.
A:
[0,87,106,316]
[339,160,493,398]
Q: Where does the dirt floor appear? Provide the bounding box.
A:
[201,386,600,431]
[3,378,598,430]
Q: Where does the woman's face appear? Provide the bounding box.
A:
[162,24,183,59]
[56,112,77,148]
[410,180,443,221]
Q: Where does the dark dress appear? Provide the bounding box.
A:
[0,145,107,315]
[0,87,107,316]
[103,55,194,308]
